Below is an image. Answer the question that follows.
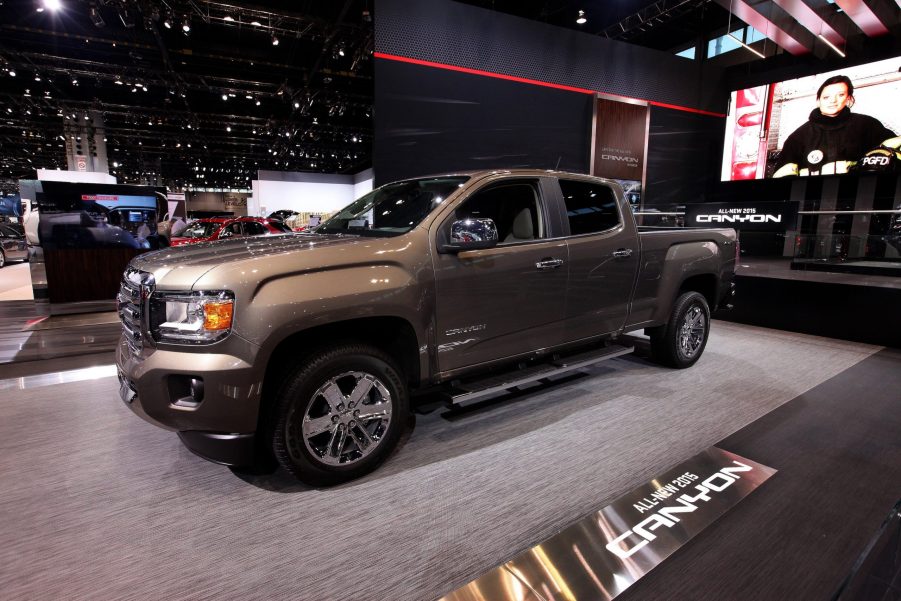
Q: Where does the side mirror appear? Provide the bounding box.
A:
[439,218,499,253]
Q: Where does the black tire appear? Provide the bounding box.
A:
[0,249,5,268]
[271,343,409,486]
[649,291,711,369]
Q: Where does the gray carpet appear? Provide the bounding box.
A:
[0,322,880,600]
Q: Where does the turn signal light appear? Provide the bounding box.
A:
[204,301,234,331]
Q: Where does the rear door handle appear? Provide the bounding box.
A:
[536,258,564,270]
[612,248,633,259]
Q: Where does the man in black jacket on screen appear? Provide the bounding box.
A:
[773,75,896,177]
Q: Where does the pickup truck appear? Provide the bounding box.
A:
[116,170,737,485]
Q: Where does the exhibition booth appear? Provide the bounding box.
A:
[0,1,898,600]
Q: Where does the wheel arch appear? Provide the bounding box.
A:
[259,316,422,406]
[678,273,718,310]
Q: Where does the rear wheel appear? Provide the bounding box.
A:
[0,249,5,268]
[649,291,710,368]
[271,343,409,486]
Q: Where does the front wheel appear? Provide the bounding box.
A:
[271,344,409,486]
[0,249,5,268]
[649,291,711,368]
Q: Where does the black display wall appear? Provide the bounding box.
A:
[374,60,593,186]
[373,0,727,192]
[645,107,726,206]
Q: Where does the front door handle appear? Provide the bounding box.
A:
[536,258,564,270]
[612,248,633,259]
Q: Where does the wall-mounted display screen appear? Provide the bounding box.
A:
[721,56,901,181]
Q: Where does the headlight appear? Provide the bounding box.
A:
[149,291,234,344]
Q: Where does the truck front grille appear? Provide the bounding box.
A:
[117,268,154,355]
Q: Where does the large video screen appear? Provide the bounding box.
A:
[721,56,900,181]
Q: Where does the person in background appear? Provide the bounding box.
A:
[773,75,896,177]
[170,215,188,237]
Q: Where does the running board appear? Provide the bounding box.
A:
[446,343,634,407]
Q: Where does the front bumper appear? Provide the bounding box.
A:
[116,333,264,465]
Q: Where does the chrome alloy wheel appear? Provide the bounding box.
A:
[289,371,393,467]
[678,304,706,359]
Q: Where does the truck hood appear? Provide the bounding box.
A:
[130,233,367,289]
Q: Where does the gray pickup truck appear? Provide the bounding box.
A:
[117,170,737,485]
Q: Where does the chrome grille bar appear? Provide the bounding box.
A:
[117,268,154,355]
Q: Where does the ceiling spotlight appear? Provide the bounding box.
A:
[118,8,135,28]
[34,74,41,81]
[223,15,234,22]
[163,17,171,28]
[182,17,191,33]
[43,0,62,11]
[71,78,78,85]
[576,10,586,24]
[222,94,228,101]
[226,126,231,132]
[294,101,300,108]
[8,70,15,77]
[89,5,105,27]
[272,35,279,46]
[250,20,262,26]
[255,100,260,106]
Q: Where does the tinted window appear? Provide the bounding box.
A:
[454,182,542,244]
[182,221,220,238]
[559,180,620,235]
[244,221,267,235]
[318,176,469,237]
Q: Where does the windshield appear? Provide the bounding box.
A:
[316,176,470,237]
[181,221,221,238]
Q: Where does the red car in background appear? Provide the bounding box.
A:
[171,216,293,246]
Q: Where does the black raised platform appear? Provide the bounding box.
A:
[715,257,901,348]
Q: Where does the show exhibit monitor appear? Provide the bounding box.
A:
[722,56,901,181]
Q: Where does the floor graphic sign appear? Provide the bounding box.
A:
[439,447,776,601]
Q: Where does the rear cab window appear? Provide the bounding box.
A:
[559,179,620,235]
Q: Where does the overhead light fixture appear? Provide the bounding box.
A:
[222,94,228,100]
[118,8,135,27]
[8,70,15,77]
[272,35,279,46]
[818,34,846,57]
[163,17,171,28]
[576,10,586,25]
[42,0,62,11]
[255,100,260,106]
[223,15,234,22]
[250,20,262,26]
[182,17,191,33]
[89,5,105,27]
[728,33,765,59]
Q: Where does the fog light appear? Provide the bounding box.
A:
[169,375,204,409]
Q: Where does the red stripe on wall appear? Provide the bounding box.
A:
[374,52,726,118]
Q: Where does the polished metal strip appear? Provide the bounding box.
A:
[0,364,117,391]
[798,209,901,215]
[437,447,777,601]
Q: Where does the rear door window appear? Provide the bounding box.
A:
[559,179,620,235]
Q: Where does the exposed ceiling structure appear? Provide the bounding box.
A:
[463,0,899,55]
[0,0,374,192]
[0,0,897,195]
